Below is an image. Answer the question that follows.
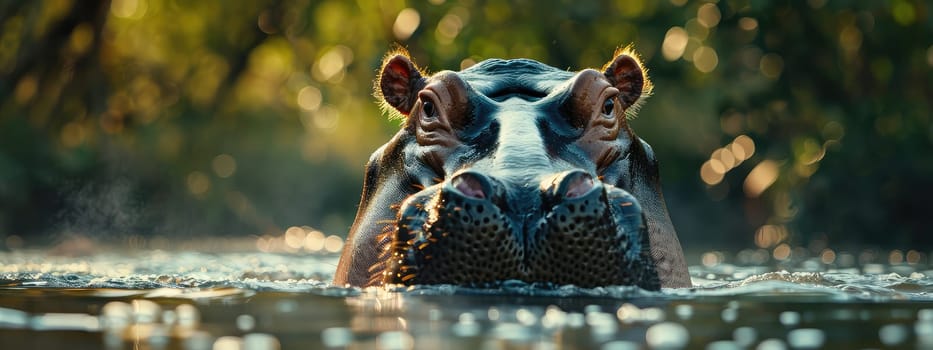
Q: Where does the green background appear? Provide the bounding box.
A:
[0,0,931,253]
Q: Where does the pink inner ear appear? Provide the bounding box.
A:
[380,55,418,114]
[607,56,644,108]
[385,56,411,80]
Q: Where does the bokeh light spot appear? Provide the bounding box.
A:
[700,160,724,185]
[393,8,421,41]
[435,12,465,45]
[460,58,476,70]
[14,75,38,104]
[304,230,326,252]
[68,23,94,55]
[889,250,904,265]
[906,250,921,264]
[111,0,148,20]
[212,154,237,178]
[257,11,277,34]
[323,235,344,253]
[701,251,723,267]
[685,19,709,41]
[661,27,688,61]
[820,249,836,264]
[732,135,756,160]
[186,171,211,197]
[773,243,791,261]
[839,25,863,52]
[755,225,787,248]
[744,160,779,198]
[61,121,88,148]
[697,4,721,28]
[891,0,916,26]
[306,105,340,132]
[760,53,784,79]
[297,86,322,112]
[284,226,306,250]
[822,121,845,141]
[692,46,718,73]
[738,17,758,31]
[314,46,354,83]
[713,148,737,169]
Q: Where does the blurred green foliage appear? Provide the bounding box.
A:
[0,0,930,250]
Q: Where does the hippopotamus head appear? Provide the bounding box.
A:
[334,48,690,290]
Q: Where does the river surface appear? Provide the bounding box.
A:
[0,241,931,349]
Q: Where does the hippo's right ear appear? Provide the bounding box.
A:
[602,47,653,119]
[377,54,427,116]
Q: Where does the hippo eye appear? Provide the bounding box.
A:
[422,101,437,119]
[601,98,615,118]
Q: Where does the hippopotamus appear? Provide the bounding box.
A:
[334,47,690,290]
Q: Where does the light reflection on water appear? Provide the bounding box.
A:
[0,247,931,349]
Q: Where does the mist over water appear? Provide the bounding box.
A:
[55,178,143,239]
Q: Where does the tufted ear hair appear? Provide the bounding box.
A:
[602,46,653,119]
[377,51,426,116]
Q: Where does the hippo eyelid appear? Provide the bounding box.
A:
[422,101,437,119]
[594,87,620,121]
[417,90,441,120]
[601,98,615,118]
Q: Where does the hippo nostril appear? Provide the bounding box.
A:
[564,173,594,199]
[547,170,598,199]
[450,172,490,199]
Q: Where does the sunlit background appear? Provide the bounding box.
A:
[0,0,931,265]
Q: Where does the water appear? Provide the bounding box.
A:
[0,242,932,349]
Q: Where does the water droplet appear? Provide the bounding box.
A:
[176,304,200,328]
[566,313,585,328]
[489,323,532,342]
[101,301,132,330]
[675,304,694,320]
[275,299,298,313]
[786,328,825,349]
[243,333,281,350]
[646,322,689,349]
[516,308,537,326]
[916,321,933,346]
[732,326,758,347]
[779,311,800,326]
[236,314,255,332]
[706,340,741,350]
[184,330,213,350]
[131,300,161,324]
[721,308,738,323]
[321,327,352,348]
[541,306,566,329]
[213,336,243,350]
[919,309,933,321]
[755,338,787,350]
[878,324,908,346]
[602,340,640,350]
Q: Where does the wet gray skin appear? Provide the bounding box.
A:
[334,48,691,290]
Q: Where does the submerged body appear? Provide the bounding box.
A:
[335,48,690,289]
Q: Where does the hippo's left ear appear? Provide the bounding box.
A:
[378,53,427,116]
[602,48,653,116]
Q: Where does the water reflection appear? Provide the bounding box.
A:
[0,246,931,349]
